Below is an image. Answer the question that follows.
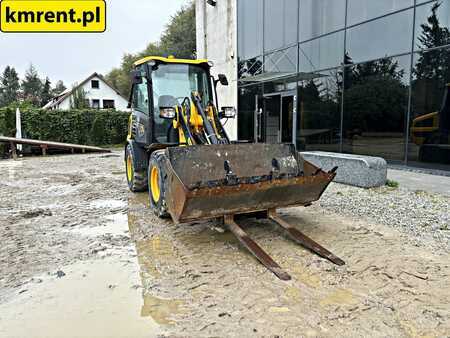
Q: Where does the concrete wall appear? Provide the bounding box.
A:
[196,0,238,140]
[58,75,129,111]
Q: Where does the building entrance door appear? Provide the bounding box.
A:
[254,91,297,144]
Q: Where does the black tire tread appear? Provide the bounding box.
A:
[126,144,148,192]
[148,150,170,218]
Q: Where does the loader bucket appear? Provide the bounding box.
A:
[163,143,336,224]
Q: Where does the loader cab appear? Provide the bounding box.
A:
[129,57,219,146]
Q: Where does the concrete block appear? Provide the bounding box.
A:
[300,151,387,188]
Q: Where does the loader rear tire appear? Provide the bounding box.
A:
[125,144,147,192]
[148,150,170,218]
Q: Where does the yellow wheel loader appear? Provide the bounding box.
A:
[125,56,344,280]
[411,84,450,164]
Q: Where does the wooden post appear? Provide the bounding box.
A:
[41,145,48,156]
[10,142,17,160]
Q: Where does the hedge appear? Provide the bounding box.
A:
[0,108,130,148]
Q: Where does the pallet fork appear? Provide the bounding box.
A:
[224,209,344,281]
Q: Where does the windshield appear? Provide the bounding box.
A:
[151,63,212,143]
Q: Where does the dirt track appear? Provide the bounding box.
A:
[0,152,449,337]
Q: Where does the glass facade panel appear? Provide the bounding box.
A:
[235,0,450,169]
[299,0,346,42]
[343,55,411,160]
[238,56,263,79]
[414,0,450,51]
[264,0,298,52]
[346,9,413,63]
[264,46,297,75]
[237,0,263,60]
[347,0,413,26]
[408,48,450,166]
[299,31,344,73]
[238,85,262,141]
[297,68,342,152]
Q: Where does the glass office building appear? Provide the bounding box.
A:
[237,0,450,169]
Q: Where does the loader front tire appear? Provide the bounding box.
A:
[148,150,170,218]
[125,144,147,192]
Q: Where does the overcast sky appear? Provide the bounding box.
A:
[0,0,188,86]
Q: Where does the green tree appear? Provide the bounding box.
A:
[0,66,20,107]
[52,80,67,96]
[40,77,52,107]
[159,2,196,58]
[105,2,196,96]
[344,58,408,132]
[413,1,450,114]
[21,64,43,107]
[70,87,89,109]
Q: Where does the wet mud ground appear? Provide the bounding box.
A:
[0,152,449,337]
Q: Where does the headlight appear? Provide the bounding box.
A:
[221,107,236,118]
[159,107,176,119]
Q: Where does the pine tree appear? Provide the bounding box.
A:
[21,64,43,107]
[52,80,67,96]
[414,2,450,81]
[413,1,450,113]
[40,77,52,107]
[0,66,20,107]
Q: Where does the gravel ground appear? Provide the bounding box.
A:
[320,184,450,250]
[0,152,449,337]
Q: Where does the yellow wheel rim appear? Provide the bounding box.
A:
[126,154,133,183]
[150,166,160,202]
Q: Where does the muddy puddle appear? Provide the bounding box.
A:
[70,213,129,237]
[0,258,161,338]
[1,153,450,337]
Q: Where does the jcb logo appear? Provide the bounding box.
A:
[0,0,106,33]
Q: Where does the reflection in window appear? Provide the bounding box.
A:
[346,9,413,63]
[409,48,450,165]
[264,0,298,52]
[299,0,345,42]
[297,69,342,152]
[238,56,263,79]
[347,0,413,26]
[133,76,149,113]
[343,55,411,160]
[299,31,345,73]
[103,100,115,109]
[264,47,297,77]
[238,85,262,141]
[414,0,450,51]
[237,0,263,59]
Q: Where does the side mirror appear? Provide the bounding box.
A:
[131,70,143,85]
[220,106,236,118]
[158,95,177,119]
[218,74,228,86]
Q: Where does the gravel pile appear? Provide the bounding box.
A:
[320,183,450,249]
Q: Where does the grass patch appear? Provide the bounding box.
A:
[386,179,399,188]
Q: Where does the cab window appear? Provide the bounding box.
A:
[133,76,149,114]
